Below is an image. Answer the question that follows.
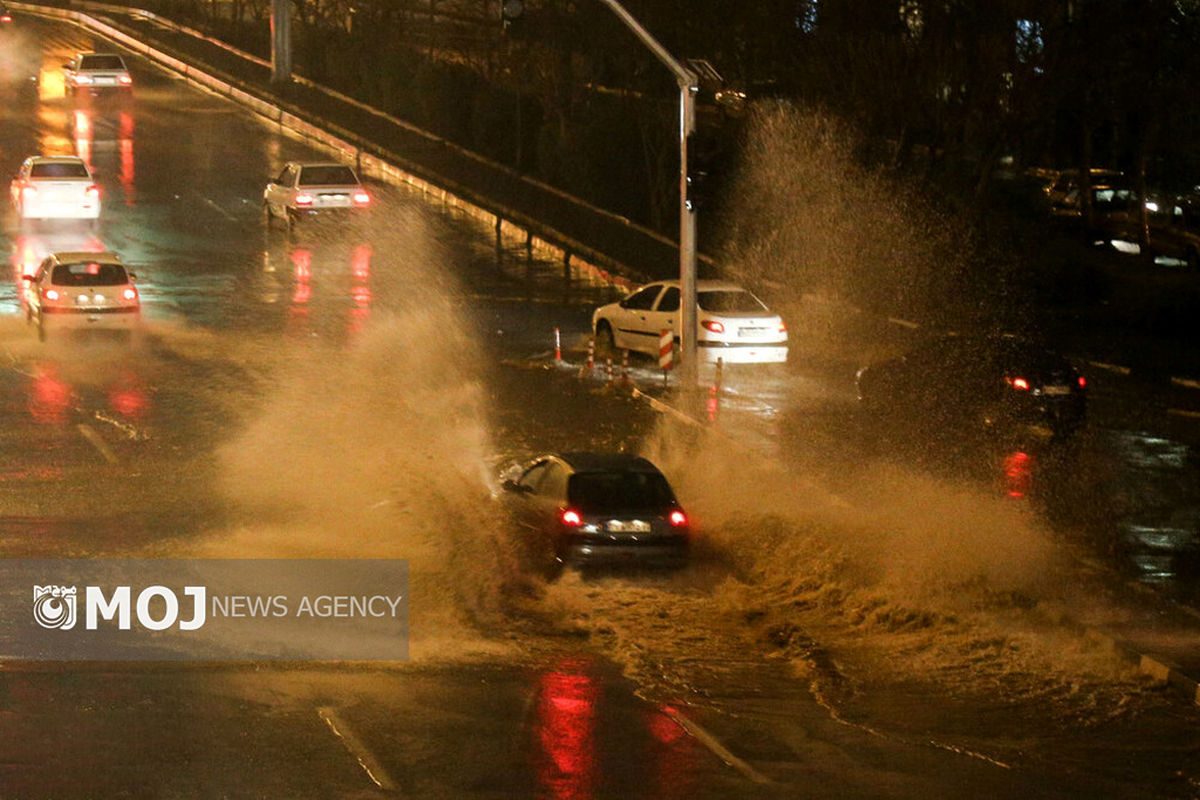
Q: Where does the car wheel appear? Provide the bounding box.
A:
[1187,247,1200,271]
[36,313,45,342]
[595,321,617,357]
[262,201,273,227]
[286,210,297,233]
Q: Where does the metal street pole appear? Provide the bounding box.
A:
[270,0,293,85]
[594,0,700,391]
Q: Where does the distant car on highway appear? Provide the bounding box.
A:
[1,4,13,24]
[263,161,371,230]
[10,155,100,227]
[22,251,140,341]
[592,279,788,364]
[855,334,1087,439]
[63,52,132,95]
[500,452,691,576]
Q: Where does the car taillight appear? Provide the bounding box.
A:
[1007,376,1030,391]
[778,321,787,332]
[43,289,60,301]
[21,185,36,197]
[560,509,583,527]
[85,185,100,199]
[701,320,725,334]
[1,14,12,22]
[352,191,370,206]
[1078,375,1086,388]
[669,510,688,527]
[122,287,137,301]
[119,75,132,85]
[295,194,314,206]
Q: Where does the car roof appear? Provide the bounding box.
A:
[28,155,87,164]
[50,251,124,264]
[553,452,664,474]
[290,161,357,170]
[639,279,751,292]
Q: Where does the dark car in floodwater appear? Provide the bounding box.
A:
[855,334,1088,439]
[501,452,690,576]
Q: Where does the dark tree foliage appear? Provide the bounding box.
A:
[83,0,1200,237]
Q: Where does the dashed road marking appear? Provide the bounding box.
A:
[76,423,119,464]
[318,706,398,792]
[886,317,920,329]
[1167,408,1200,419]
[661,707,773,785]
[1171,377,1200,391]
[1087,361,1132,375]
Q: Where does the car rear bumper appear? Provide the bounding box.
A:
[21,203,99,220]
[698,341,788,364]
[559,541,689,568]
[40,306,140,330]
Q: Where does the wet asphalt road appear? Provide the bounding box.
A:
[4,13,1200,799]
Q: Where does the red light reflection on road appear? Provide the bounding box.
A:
[119,112,135,204]
[535,665,598,799]
[1002,451,1035,498]
[28,367,72,424]
[72,109,92,169]
[109,377,148,419]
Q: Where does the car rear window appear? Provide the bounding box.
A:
[567,471,676,513]
[51,262,128,287]
[699,290,767,313]
[298,166,358,186]
[30,162,90,179]
[79,55,127,71]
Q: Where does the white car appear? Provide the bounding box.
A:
[592,279,788,364]
[63,52,133,95]
[22,251,140,340]
[263,161,371,229]
[10,156,101,225]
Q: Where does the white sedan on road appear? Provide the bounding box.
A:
[10,156,100,226]
[263,161,371,229]
[592,279,788,364]
[22,251,141,341]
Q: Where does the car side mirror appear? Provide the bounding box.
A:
[501,479,530,494]
[62,63,71,69]
[127,272,137,280]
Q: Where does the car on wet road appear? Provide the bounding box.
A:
[501,452,690,575]
[592,279,787,364]
[22,250,141,340]
[263,161,371,230]
[63,52,133,95]
[10,155,100,226]
[855,333,1087,439]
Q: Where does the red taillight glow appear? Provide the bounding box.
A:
[1,14,13,22]
[43,289,60,301]
[1008,376,1030,391]
[1078,375,1086,388]
[560,509,583,527]
[122,287,137,301]
[669,510,688,527]
[701,320,725,334]
[352,191,370,206]
[85,185,100,199]
[778,321,787,332]
[119,75,132,85]
[294,194,314,206]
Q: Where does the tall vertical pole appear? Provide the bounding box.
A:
[271,0,292,85]
[678,83,698,391]
[593,0,699,391]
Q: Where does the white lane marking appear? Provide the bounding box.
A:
[76,424,119,464]
[1167,408,1200,419]
[317,706,398,792]
[1171,377,1200,391]
[661,707,773,785]
[1088,361,1132,375]
[886,317,920,329]
[201,196,239,222]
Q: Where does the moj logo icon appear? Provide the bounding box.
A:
[33,585,77,630]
